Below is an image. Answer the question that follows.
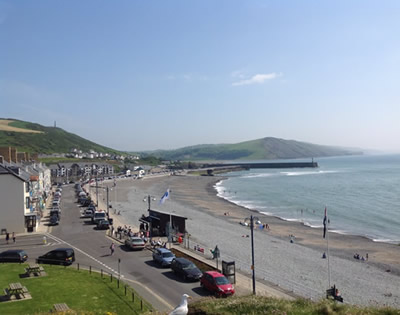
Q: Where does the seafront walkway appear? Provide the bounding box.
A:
[94,182,296,301]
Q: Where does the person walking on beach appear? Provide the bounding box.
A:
[5,233,9,244]
[12,232,15,243]
[110,242,115,256]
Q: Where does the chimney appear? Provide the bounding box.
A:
[11,147,17,163]
[0,147,12,163]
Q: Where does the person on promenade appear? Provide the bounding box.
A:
[110,242,115,256]
[12,232,15,243]
[5,233,9,244]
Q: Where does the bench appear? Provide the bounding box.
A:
[25,264,45,275]
[53,303,71,312]
[326,286,344,303]
[4,283,28,299]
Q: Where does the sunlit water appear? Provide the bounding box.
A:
[215,154,400,243]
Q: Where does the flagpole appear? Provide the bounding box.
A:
[326,207,331,288]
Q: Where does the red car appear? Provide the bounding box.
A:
[200,271,235,297]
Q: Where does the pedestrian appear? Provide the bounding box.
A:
[12,232,15,243]
[366,253,369,261]
[110,242,115,256]
[5,232,9,244]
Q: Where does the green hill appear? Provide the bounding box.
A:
[0,119,122,155]
[145,137,362,161]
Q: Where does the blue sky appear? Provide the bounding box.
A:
[1,1,399,152]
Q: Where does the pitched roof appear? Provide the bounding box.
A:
[0,165,28,182]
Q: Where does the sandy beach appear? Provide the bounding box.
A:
[96,174,400,307]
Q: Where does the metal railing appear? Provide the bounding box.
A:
[34,260,153,312]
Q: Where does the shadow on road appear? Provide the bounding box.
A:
[191,286,212,297]
[144,259,163,269]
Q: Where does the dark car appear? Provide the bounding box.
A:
[171,257,203,281]
[96,219,110,230]
[49,215,59,225]
[200,271,235,297]
[0,250,28,263]
[37,248,75,266]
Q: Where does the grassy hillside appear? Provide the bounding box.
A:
[146,137,362,161]
[0,119,122,155]
[188,295,399,315]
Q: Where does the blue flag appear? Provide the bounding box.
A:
[159,189,170,204]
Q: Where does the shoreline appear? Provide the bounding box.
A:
[214,176,400,244]
[206,177,400,275]
[99,174,400,306]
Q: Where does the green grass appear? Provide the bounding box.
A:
[0,118,123,155]
[188,295,400,315]
[0,263,150,315]
[146,137,360,161]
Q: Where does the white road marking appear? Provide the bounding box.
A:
[45,233,123,277]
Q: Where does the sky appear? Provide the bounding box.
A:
[1,1,400,152]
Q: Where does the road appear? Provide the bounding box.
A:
[1,184,208,312]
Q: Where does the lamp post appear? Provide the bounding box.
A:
[91,185,110,217]
[143,195,156,210]
[143,195,156,240]
[244,215,259,295]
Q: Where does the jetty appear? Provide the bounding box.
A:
[203,161,318,169]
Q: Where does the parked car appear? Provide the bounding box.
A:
[171,257,203,281]
[200,271,235,297]
[125,237,145,250]
[37,248,75,266]
[49,215,60,225]
[92,211,107,224]
[96,219,110,230]
[0,250,28,263]
[87,204,96,211]
[82,209,94,218]
[152,248,175,267]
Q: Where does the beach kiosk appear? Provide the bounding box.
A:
[139,209,187,239]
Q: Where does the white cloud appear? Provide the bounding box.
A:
[232,73,280,86]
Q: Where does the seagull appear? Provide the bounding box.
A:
[169,293,191,315]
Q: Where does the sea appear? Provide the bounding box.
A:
[214,154,400,244]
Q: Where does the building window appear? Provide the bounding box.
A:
[26,197,30,209]
[25,182,30,193]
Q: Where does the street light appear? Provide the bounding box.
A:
[143,195,156,210]
[91,185,110,217]
[143,195,156,240]
[244,214,260,295]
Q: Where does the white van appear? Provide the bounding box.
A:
[92,211,107,224]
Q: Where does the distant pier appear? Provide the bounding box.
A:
[203,161,318,169]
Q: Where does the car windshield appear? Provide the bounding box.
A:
[215,276,230,285]
[132,239,143,244]
[162,252,174,258]
[182,263,197,270]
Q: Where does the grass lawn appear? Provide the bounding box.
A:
[0,263,150,315]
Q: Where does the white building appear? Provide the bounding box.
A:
[0,165,35,233]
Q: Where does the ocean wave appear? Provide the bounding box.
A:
[241,173,277,179]
[281,170,338,176]
[372,238,399,244]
